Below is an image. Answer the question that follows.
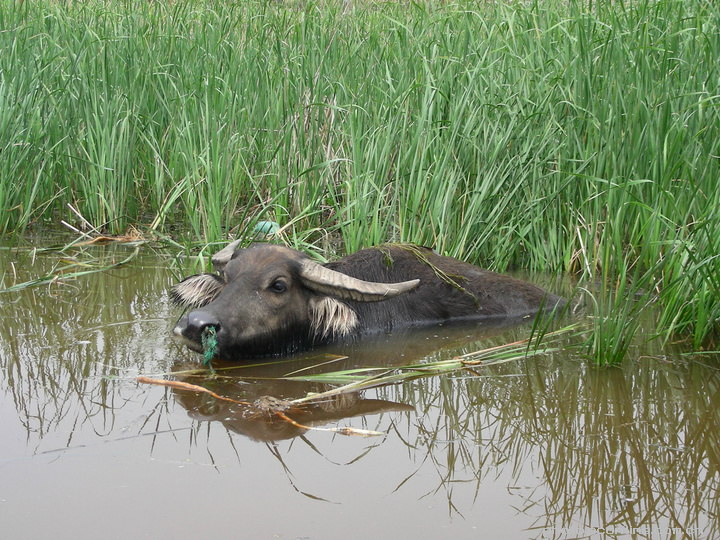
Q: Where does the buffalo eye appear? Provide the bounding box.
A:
[269,280,287,293]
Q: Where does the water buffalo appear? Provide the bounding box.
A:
[171,242,564,360]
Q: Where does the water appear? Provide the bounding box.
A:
[1,241,718,539]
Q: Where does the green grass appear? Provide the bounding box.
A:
[1,0,719,360]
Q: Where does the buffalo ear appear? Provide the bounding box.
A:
[170,274,226,309]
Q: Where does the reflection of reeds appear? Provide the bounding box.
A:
[386,349,720,537]
[0,244,180,441]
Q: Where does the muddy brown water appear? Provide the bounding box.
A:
[1,242,718,539]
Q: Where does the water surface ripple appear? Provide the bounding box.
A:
[1,244,717,539]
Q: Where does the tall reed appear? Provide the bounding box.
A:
[1,0,718,356]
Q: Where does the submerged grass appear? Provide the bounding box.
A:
[285,324,582,400]
[0,242,143,293]
[1,0,719,360]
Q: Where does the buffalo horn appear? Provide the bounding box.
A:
[212,239,242,272]
[299,260,420,302]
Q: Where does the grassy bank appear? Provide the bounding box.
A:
[1,0,718,357]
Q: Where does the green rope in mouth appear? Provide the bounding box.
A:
[201,326,218,372]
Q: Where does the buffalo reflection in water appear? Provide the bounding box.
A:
[168,320,527,442]
[172,378,414,443]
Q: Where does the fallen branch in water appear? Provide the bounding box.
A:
[136,375,251,406]
[136,375,383,437]
[272,410,384,437]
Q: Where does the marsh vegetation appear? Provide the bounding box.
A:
[2,0,718,362]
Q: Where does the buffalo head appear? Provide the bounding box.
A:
[171,243,419,359]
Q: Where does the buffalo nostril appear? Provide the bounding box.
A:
[185,311,221,339]
[184,311,222,364]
